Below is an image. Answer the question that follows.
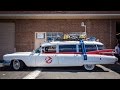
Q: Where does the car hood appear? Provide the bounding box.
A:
[3,52,32,57]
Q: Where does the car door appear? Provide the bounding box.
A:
[35,54,59,66]
[77,44,95,65]
[75,54,84,65]
[58,45,79,66]
[29,53,39,66]
[58,54,79,66]
[35,45,59,66]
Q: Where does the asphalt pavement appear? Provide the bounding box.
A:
[0,64,120,79]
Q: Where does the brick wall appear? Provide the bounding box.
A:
[87,19,116,49]
[15,19,116,52]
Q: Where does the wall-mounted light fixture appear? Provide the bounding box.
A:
[81,22,87,36]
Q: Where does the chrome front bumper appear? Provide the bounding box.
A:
[0,60,4,67]
[0,60,11,67]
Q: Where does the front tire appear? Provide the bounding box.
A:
[11,60,24,70]
[84,64,95,71]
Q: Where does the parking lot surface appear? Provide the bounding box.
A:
[0,64,120,79]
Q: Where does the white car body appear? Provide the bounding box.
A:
[2,40,118,70]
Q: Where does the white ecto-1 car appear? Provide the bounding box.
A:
[2,40,118,71]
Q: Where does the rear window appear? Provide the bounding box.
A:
[78,44,97,52]
[85,45,97,52]
[59,45,76,52]
[97,45,104,50]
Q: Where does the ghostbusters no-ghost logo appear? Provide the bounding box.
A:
[45,56,52,64]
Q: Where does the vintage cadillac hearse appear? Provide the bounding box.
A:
[2,40,118,71]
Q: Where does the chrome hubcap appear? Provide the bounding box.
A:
[84,64,95,70]
[13,60,20,70]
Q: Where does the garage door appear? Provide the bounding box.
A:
[0,23,15,59]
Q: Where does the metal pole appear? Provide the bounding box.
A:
[85,25,86,33]
[84,25,87,38]
[110,20,112,48]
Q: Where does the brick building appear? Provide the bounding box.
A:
[0,11,120,59]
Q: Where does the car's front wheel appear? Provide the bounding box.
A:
[11,60,24,70]
[84,64,95,71]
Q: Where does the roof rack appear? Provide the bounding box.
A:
[55,38,82,41]
[54,37,97,41]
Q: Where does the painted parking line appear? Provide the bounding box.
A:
[23,68,42,79]
[96,65,114,72]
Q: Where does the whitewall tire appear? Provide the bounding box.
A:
[84,64,95,71]
[11,60,24,70]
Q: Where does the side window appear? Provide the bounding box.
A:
[59,45,76,52]
[78,45,82,52]
[97,45,104,50]
[42,46,56,53]
[85,45,97,52]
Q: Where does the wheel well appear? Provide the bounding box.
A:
[10,59,27,67]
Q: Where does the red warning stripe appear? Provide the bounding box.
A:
[43,49,114,56]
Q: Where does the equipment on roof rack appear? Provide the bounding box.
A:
[55,36,97,41]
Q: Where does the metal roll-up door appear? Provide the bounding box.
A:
[0,23,15,59]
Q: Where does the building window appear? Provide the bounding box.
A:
[46,32,63,42]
